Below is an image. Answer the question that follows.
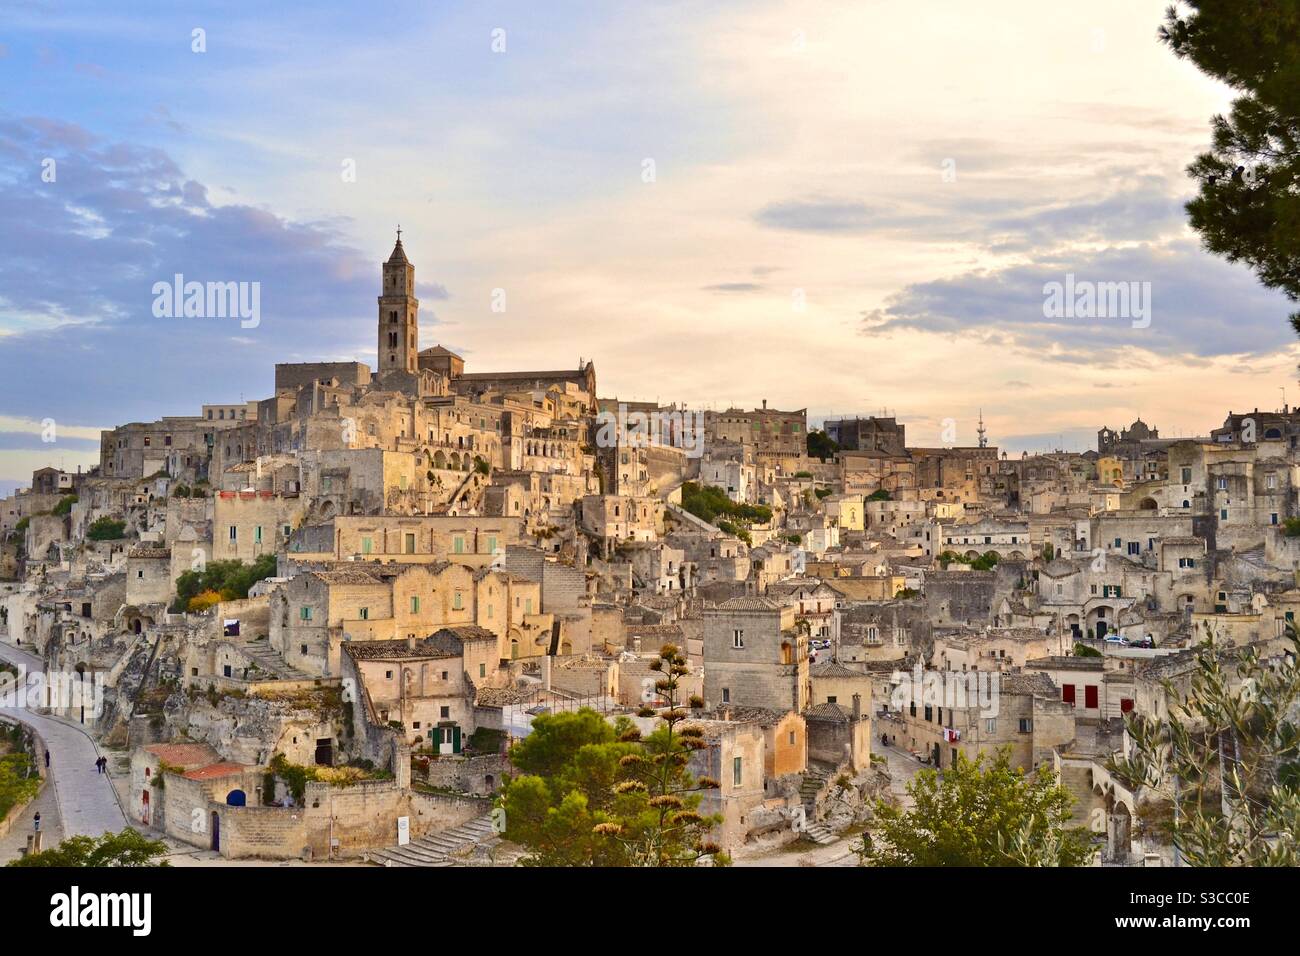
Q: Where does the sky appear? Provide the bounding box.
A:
[1,0,1296,489]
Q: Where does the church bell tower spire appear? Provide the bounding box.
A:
[378,228,418,375]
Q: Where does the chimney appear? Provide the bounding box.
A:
[406,634,416,651]
[542,653,552,692]
[762,399,767,410]
[852,692,861,720]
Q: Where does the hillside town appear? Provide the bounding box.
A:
[1,235,1295,868]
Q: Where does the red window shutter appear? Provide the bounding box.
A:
[1062,684,1075,704]
[1120,698,1134,713]
[1085,685,1098,709]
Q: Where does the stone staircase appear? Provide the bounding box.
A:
[797,767,838,844]
[366,815,497,868]
[1059,761,1100,824]
[803,822,837,846]
[799,766,830,813]
[241,639,310,680]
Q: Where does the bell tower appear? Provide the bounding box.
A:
[378,228,418,375]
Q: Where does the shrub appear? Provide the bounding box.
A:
[187,590,223,613]
[86,516,126,541]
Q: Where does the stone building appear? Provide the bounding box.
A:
[702,597,808,712]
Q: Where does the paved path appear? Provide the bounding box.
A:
[0,641,128,844]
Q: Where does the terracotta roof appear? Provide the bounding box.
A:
[144,743,221,768]
[182,761,249,780]
[810,660,864,679]
[804,702,856,721]
[129,547,171,559]
[713,596,780,611]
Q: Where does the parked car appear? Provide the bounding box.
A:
[1102,635,1129,645]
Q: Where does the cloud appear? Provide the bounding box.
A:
[753,197,877,233]
[0,432,98,452]
[861,239,1294,363]
[0,115,449,427]
[702,282,764,293]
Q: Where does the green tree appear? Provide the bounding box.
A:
[8,828,170,867]
[858,748,1095,866]
[806,429,840,462]
[1158,3,1300,334]
[499,646,726,867]
[86,516,126,541]
[1107,623,1300,866]
[172,553,277,611]
[602,642,725,866]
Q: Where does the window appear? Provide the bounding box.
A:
[486,536,497,554]
[732,756,742,786]
[1085,685,1098,709]
[410,596,420,613]
[453,536,465,554]
[361,536,372,555]
[359,607,369,620]
[1216,477,1228,490]
[1018,718,1032,733]
[440,706,450,719]
[453,592,463,611]
[404,533,416,554]
[984,718,996,734]
[479,663,486,678]
[254,526,262,544]
[722,688,730,703]
[385,670,393,679]
[229,525,237,542]
[300,607,312,621]
[924,705,933,722]
[732,629,744,648]
[1062,683,1075,704]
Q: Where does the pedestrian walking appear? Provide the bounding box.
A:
[44,749,50,768]
[33,811,41,832]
